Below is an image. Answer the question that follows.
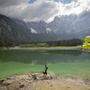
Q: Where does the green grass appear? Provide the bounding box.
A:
[0,49,90,79]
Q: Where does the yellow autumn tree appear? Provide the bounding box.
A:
[82,36,90,49]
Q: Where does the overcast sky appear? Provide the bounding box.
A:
[0,0,90,22]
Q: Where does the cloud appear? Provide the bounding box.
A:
[22,1,59,21]
[0,0,27,7]
[0,0,59,21]
[57,0,90,15]
[29,0,37,4]
[0,0,90,22]
[0,0,29,19]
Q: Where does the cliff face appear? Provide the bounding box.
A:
[0,14,31,46]
[0,14,56,45]
[0,11,90,46]
[48,11,90,40]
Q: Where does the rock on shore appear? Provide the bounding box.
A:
[0,73,90,90]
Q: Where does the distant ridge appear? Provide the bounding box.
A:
[0,12,90,46]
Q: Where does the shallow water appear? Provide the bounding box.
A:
[0,49,90,78]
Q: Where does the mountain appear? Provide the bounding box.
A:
[27,21,57,42]
[48,11,90,40]
[0,14,56,46]
[48,15,77,40]
[0,14,31,46]
[27,10,90,41]
[0,10,90,46]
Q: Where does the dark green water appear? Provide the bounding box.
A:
[0,49,90,64]
[0,49,90,79]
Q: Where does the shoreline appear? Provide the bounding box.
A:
[0,72,90,90]
[1,46,82,50]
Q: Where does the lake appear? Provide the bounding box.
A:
[0,49,90,79]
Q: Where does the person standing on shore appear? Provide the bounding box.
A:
[43,65,48,76]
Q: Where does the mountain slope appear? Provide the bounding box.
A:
[0,14,31,46]
[48,11,90,40]
[0,11,90,46]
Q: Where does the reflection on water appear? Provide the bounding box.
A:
[0,49,90,65]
